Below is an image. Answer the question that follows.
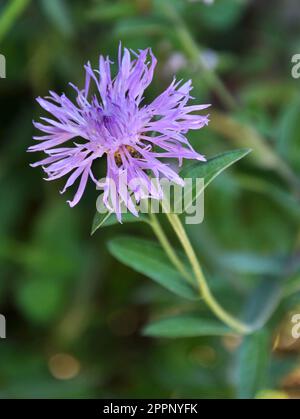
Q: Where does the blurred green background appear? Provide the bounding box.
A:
[0,0,300,399]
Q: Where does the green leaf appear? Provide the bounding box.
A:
[236,330,270,399]
[91,210,147,235]
[243,278,283,331]
[177,148,252,213]
[284,274,300,298]
[91,211,113,234]
[0,0,31,43]
[91,196,148,234]
[108,237,198,300]
[143,314,232,338]
[39,0,73,37]
[277,96,300,172]
[219,252,284,275]
[92,149,250,233]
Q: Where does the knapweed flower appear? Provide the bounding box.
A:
[29,46,210,219]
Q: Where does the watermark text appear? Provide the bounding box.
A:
[291,54,300,79]
[292,314,300,339]
[0,54,6,79]
[0,314,6,339]
[96,175,205,225]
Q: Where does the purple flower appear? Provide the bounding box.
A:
[29,46,210,219]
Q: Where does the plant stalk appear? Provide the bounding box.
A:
[149,213,194,285]
[166,213,251,335]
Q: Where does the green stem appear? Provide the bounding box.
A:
[166,213,251,335]
[149,213,194,285]
[0,0,31,43]
[161,0,237,111]
[163,0,300,193]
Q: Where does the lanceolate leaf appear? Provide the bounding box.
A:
[91,210,147,235]
[243,277,283,331]
[91,196,149,235]
[176,148,252,213]
[91,211,114,234]
[108,237,198,300]
[92,149,251,232]
[236,330,270,399]
[219,252,284,275]
[143,314,233,338]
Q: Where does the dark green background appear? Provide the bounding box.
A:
[0,0,299,399]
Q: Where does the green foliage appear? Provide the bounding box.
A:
[178,148,252,213]
[91,203,148,235]
[143,314,231,338]
[243,278,284,331]
[16,277,66,324]
[92,149,251,232]
[277,97,300,172]
[0,0,31,42]
[39,0,73,37]
[236,330,270,399]
[0,0,299,400]
[108,237,198,300]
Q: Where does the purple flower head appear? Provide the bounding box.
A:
[29,46,210,219]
